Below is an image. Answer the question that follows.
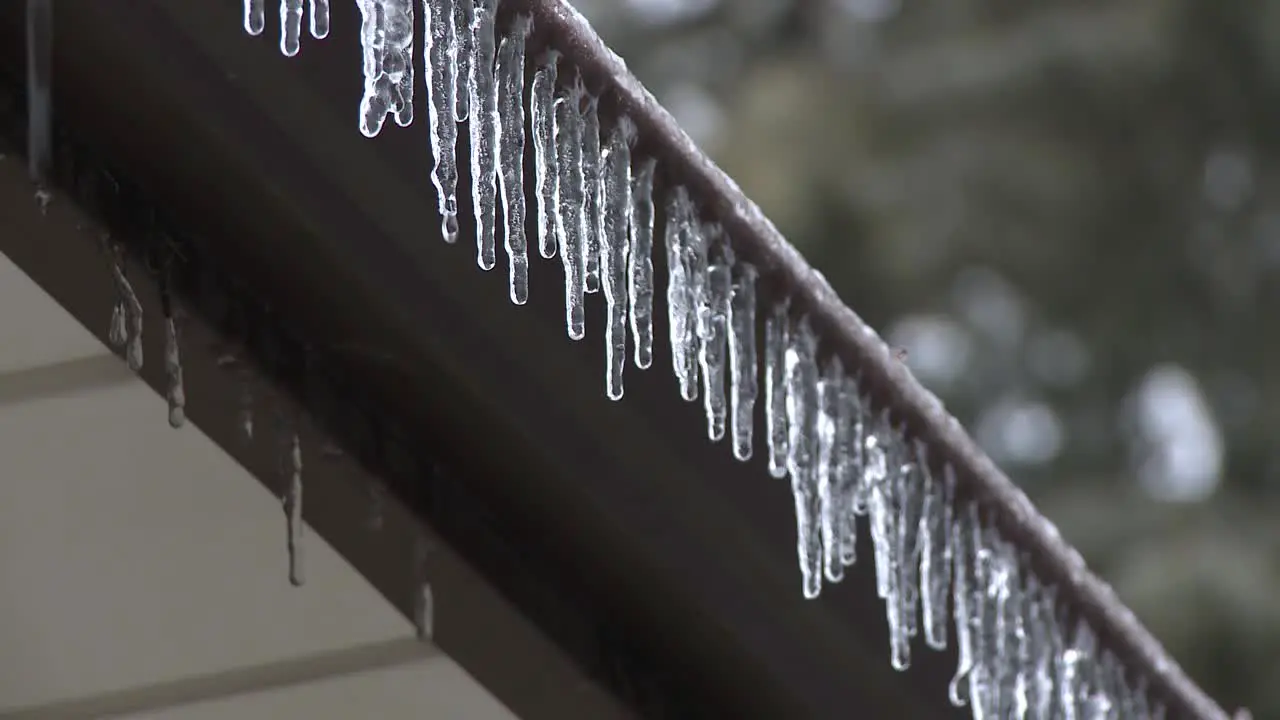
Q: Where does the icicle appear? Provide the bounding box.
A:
[628,157,656,369]
[919,460,954,651]
[496,15,532,304]
[988,540,1020,718]
[413,532,434,640]
[864,416,892,600]
[110,257,144,372]
[833,375,862,566]
[949,502,977,708]
[766,309,792,478]
[727,261,757,460]
[243,0,266,35]
[452,0,473,122]
[26,0,52,186]
[531,52,560,261]
[357,0,415,138]
[785,316,822,599]
[850,390,873,515]
[665,185,706,397]
[969,514,997,719]
[284,432,305,586]
[664,187,700,400]
[1025,577,1058,720]
[582,95,604,294]
[601,117,635,400]
[1011,564,1034,720]
[817,357,841,583]
[884,435,924,671]
[468,0,498,271]
[899,446,925,641]
[554,76,587,340]
[699,229,731,438]
[309,0,331,38]
[280,0,304,56]
[424,0,460,242]
[164,314,186,429]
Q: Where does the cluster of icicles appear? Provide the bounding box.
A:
[238,1,1170,716]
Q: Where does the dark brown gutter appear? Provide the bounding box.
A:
[0,2,961,718]
[516,2,1227,718]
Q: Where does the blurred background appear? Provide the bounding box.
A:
[574,0,1279,714]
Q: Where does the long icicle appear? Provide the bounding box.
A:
[496,14,532,304]
[727,261,757,460]
[468,0,499,271]
[531,51,561,261]
[699,229,731,439]
[665,187,699,401]
[555,75,587,340]
[628,157,656,368]
[817,357,842,583]
[424,0,460,242]
[785,315,822,599]
[582,95,603,294]
[452,0,473,122]
[601,117,635,400]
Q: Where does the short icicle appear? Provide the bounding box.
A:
[727,260,757,460]
[279,0,304,57]
[628,157,656,368]
[468,0,499,271]
[554,75,587,340]
[284,432,305,586]
[600,117,635,400]
[496,14,532,304]
[357,0,415,137]
[764,299,790,478]
[309,0,331,38]
[784,315,822,599]
[424,0,460,242]
[243,0,266,35]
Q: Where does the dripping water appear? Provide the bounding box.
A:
[283,431,305,586]
[163,307,186,428]
[413,532,434,640]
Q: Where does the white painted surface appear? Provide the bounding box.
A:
[0,252,511,718]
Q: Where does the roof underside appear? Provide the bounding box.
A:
[0,3,961,718]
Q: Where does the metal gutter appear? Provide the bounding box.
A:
[0,3,959,718]
[513,2,1227,718]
